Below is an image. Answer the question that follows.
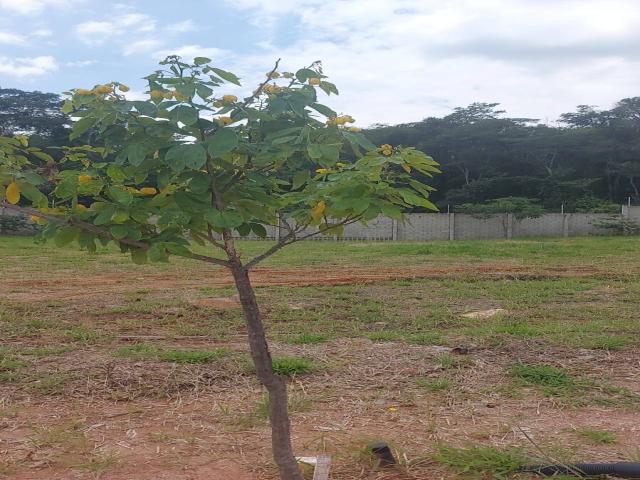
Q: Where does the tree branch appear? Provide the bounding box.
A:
[244,215,362,269]
[2,203,231,267]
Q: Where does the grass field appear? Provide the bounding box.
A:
[1,235,639,479]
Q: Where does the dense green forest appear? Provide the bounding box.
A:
[1,88,638,213]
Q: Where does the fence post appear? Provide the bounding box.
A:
[391,219,398,241]
[448,212,455,240]
[275,213,281,241]
[506,213,513,239]
[562,213,570,237]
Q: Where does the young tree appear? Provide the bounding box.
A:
[0,56,439,479]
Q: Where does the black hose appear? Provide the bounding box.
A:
[523,462,640,478]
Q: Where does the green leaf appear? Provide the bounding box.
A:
[111,211,130,223]
[292,170,309,189]
[107,164,128,182]
[250,223,267,238]
[210,67,241,86]
[70,117,96,140]
[54,227,79,247]
[196,84,213,99]
[206,129,238,157]
[54,178,77,199]
[237,223,251,236]
[61,100,73,114]
[296,68,316,82]
[398,189,437,210]
[193,56,211,66]
[165,144,207,171]
[127,143,149,166]
[93,206,116,226]
[171,105,199,126]
[204,209,244,229]
[310,102,336,118]
[147,244,168,262]
[343,131,376,151]
[131,249,148,264]
[319,81,339,96]
[108,186,133,205]
[110,225,129,239]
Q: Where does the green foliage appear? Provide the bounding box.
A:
[455,197,545,218]
[0,57,438,264]
[288,333,328,344]
[416,378,451,391]
[433,443,527,479]
[594,216,640,235]
[271,357,313,375]
[574,427,618,444]
[510,363,573,388]
[115,344,230,363]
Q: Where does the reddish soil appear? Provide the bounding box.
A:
[4,263,602,302]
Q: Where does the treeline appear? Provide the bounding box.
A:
[1,87,639,213]
[366,99,640,212]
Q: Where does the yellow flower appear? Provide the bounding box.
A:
[218,116,233,125]
[380,144,392,150]
[311,200,326,221]
[94,84,112,94]
[265,71,280,78]
[336,162,346,168]
[264,84,281,94]
[387,406,398,413]
[334,117,348,125]
[139,187,157,195]
[75,88,93,95]
[222,94,238,102]
[315,168,329,174]
[342,115,355,123]
[348,127,361,132]
[5,181,20,204]
[150,90,164,99]
[75,204,88,212]
[401,164,412,173]
[163,91,175,99]
[118,84,130,92]
[30,214,47,225]
[174,92,187,102]
[308,77,321,86]
[78,174,93,184]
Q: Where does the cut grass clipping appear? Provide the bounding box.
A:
[434,444,527,479]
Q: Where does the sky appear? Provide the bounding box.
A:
[0,0,639,127]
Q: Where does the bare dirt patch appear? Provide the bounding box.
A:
[5,263,604,303]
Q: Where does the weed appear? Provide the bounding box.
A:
[417,378,451,392]
[366,331,402,342]
[434,443,527,479]
[288,333,329,344]
[405,332,443,345]
[271,357,313,375]
[573,427,618,444]
[115,343,159,360]
[159,348,230,364]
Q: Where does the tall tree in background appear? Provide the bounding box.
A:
[0,88,70,145]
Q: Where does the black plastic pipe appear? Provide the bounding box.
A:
[523,462,640,478]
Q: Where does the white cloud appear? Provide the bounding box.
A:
[32,28,53,37]
[65,59,97,67]
[0,0,72,15]
[123,38,163,56]
[75,12,155,46]
[0,31,26,45]
[153,45,230,62]
[0,55,57,77]
[166,20,196,35]
[224,0,640,125]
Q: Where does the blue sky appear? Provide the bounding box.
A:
[1,0,639,126]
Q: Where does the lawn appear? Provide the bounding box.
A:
[1,235,639,479]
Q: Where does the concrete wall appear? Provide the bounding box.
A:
[2,206,635,240]
[513,213,564,237]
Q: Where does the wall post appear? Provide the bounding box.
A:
[562,213,570,237]
[391,218,398,241]
[448,212,455,240]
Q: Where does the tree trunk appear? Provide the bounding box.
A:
[230,260,303,480]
